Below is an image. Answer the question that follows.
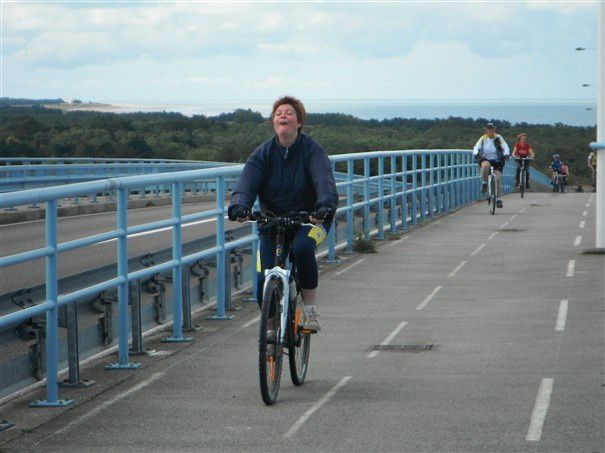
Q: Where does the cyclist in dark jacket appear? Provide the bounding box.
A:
[228,96,338,332]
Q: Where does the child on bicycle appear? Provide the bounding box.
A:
[472,122,510,208]
[228,96,338,333]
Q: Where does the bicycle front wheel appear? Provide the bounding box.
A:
[520,170,525,198]
[259,277,284,405]
[489,176,496,215]
[289,294,310,386]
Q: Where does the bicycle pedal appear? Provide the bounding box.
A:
[301,328,316,334]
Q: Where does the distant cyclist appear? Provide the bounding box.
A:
[473,122,510,208]
[560,161,570,187]
[588,150,597,192]
[550,154,566,192]
[228,96,338,333]
[512,133,535,189]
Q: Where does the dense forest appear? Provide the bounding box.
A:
[0,99,596,183]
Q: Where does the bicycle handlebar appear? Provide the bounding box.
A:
[245,211,316,227]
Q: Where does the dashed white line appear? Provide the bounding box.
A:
[283,376,352,438]
[488,231,499,240]
[519,208,526,213]
[416,285,443,310]
[447,261,467,278]
[470,243,486,256]
[579,221,585,229]
[566,260,575,277]
[526,378,554,442]
[555,300,568,331]
[335,258,367,276]
[500,221,510,229]
[388,236,410,247]
[585,203,590,207]
[55,372,166,435]
[582,210,588,217]
[367,321,408,358]
[509,214,518,221]
[242,315,261,328]
[574,236,582,247]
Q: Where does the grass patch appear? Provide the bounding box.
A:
[353,231,377,253]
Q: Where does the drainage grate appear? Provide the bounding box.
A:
[499,228,526,232]
[371,344,435,352]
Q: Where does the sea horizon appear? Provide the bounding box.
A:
[62,98,598,127]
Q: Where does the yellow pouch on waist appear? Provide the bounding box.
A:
[307,225,327,247]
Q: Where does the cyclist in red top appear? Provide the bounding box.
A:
[512,133,535,189]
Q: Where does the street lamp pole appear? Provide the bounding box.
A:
[596,0,604,249]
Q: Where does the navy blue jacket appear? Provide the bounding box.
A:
[230,133,338,217]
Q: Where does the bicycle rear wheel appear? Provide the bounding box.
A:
[288,294,310,386]
[489,176,496,215]
[259,277,283,405]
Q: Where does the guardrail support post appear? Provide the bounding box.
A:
[377,157,385,239]
[411,154,418,224]
[346,160,354,252]
[436,153,442,213]
[61,301,95,388]
[400,155,408,230]
[163,182,193,342]
[428,153,435,219]
[106,188,141,369]
[129,280,144,354]
[420,154,427,222]
[389,156,397,234]
[30,200,73,407]
[207,177,234,321]
[363,157,371,238]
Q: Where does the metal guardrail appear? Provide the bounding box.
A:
[0,149,518,408]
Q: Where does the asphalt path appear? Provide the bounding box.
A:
[1,191,603,452]
[0,201,239,295]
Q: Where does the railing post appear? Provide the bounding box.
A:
[411,154,418,224]
[347,160,354,252]
[400,154,408,231]
[420,154,427,222]
[106,189,140,370]
[435,153,442,213]
[377,157,385,239]
[327,161,338,262]
[428,153,435,219]
[389,156,397,234]
[207,176,234,320]
[163,182,193,342]
[30,200,73,407]
[364,157,370,238]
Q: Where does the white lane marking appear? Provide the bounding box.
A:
[447,261,467,278]
[585,203,590,207]
[96,215,229,245]
[415,285,443,310]
[509,214,518,221]
[367,321,408,358]
[335,258,367,276]
[555,300,569,331]
[388,236,410,247]
[242,315,261,328]
[566,260,575,277]
[283,376,352,439]
[55,372,165,435]
[579,221,585,229]
[470,243,486,256]
[582,210,588,217]
[519,208,526,213]
[500,221,510,229]
[574,236,582,247]
[526,378,554,442]
[488,231,499,240]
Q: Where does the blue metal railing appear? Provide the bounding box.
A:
[0,149,517,407]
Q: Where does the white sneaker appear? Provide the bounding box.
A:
[303,305,321,333]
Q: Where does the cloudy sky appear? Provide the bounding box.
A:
[1,1,600,104]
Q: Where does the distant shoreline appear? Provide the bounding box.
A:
[43,102,119,113]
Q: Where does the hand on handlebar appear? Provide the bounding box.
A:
[227,204,251,223]
[310,207,333,225]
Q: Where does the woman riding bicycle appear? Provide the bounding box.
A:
[512,132,535,189]
[472,122,510,208]
[228,96,338,333]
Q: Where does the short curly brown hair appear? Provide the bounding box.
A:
[271,95,307,131]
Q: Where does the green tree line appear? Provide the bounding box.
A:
[0,102,596,183]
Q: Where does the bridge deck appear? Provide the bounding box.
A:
[1,192,603,452]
